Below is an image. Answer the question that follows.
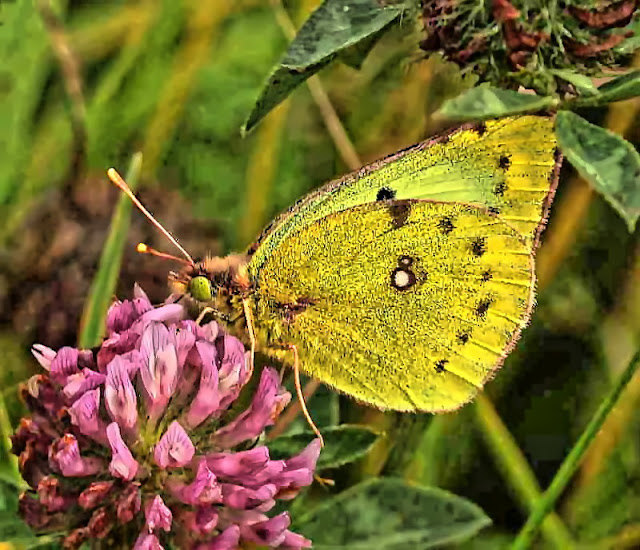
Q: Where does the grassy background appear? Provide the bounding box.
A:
[0,1,639,548]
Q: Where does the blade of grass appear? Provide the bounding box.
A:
[141,0,233,180]
[78,153,143,348]
[270,0,361,171]
[0,389,23,490]
[511,348,640,550]
[474,394,574,548]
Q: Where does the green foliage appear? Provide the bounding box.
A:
[78,153,142,348]
[269,425,379,470]
[556,111,640,231]
[436,85,557,120]
[591,69,640,105]
[293,478,491,549]
[242,0,408,134]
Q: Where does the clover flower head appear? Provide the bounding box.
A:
[420,0,640,94]
[13,285,319,549]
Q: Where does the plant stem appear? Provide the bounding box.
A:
[474,394,574,548]
[270,0,362,170]
[511,348,640,550]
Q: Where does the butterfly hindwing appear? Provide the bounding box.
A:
[251,200,535,412]
[248,115,558,276]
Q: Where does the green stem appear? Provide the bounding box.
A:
[511,348,640,550]
[474,394,574,549]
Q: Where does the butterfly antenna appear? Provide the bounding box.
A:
[289,343,324,447]
[136,243,192,266]
[107,168,195,265]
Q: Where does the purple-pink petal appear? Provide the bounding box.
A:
[68,389,108,444]
[63,369,106,401]
[221,482,277,510]
[49,347,81,383]
[214,367,286,448]
[52,434,103,477]
[37,476,69,512]
[195,507,219,535]
[31,344,56,370]
[145,494,172,532]
[140,303,184,325]
[97,329,140,373]
[195,525,240,550]
[106,293,153,335]
[140,324,179,414]
[274,439,322,498]
[172,326,196,367]
[154,421,195,469]
[171,460,222,505]
[105,357,138,430]
[78,481,114,510]
[206,447,287,490]
[133,532,164,550]
[241,511,291,546]
[281,530,313,549]
[216,335,250,413]
[106,423,139,481]
[186,342,220,428]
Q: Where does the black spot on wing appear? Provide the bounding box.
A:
[475,298,493,318]
[399,255,414,266]
[437,216,455,234]
[275,298,317,324]
[389,202,411,229]
[494,181,507,197]
[471,237,487,257]
[390,267,417,291]
[499,155,511,169]
[376,186,396,201]
[488,206,500,214]
[457,332,470,345]
[390,255,418,291]
[481,270,493,282]
[435,359,448,373]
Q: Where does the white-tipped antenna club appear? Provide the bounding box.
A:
[136,243,192,266]
[107,168,195,266]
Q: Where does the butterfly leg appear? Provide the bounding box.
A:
[195,307,217,325]
[242,298,257,378]
[289,343,324,447]
[196,307,233,325]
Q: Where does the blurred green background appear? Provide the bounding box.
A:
[1,0,640,548]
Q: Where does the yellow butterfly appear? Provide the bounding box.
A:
[111,115,560,428]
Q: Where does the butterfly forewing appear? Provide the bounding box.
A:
[250,200,534,412]
[248,115,558,276]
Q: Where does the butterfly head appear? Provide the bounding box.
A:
[108,168,251,306]
[189,275,214,302]
[168,253,252,304]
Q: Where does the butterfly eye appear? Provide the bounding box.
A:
[189,276,213,302]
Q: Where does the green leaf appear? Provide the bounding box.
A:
[0,510,36,542]
[279,0,405,70]
[596,70,640,104]
[78,153,143,348]
[437,85,556,121]
[294,478,491,549]
[242,62,329,136]
[556,111,640,232]
[337,22,391,70]
[268,425,379,470]
[242,0,405,134]
[549,69,599,96]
